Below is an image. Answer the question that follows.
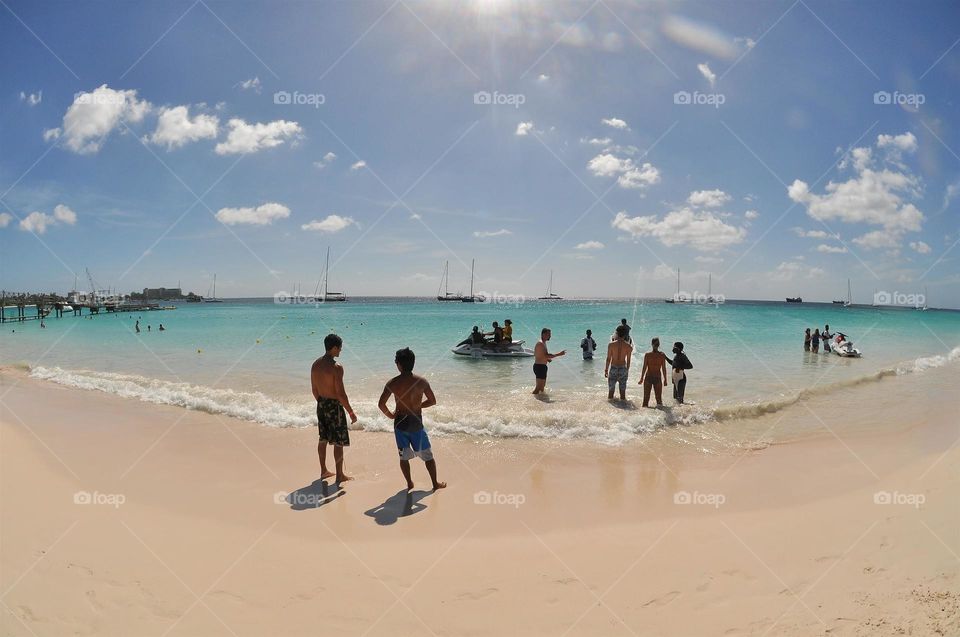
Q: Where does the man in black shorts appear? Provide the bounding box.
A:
[532,327,565,395]
[310,334,357,482]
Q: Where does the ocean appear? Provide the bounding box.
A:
[3,297,959,447]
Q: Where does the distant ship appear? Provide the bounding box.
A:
[203,274,224,303]
[436,261,462,302]
[320,247,347,302]
[786,297,802,303]
[537,270,563,301]
[460,259,485,303]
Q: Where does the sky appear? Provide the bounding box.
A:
[1,0,958,307]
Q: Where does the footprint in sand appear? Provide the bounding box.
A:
[641,590,680,607]
[456,588,499,601]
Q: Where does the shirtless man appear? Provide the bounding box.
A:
[638,337,669,407]
[310,334,357,482]
[378,348,446,491]
[532,327,565,395]
[605,325,633,400]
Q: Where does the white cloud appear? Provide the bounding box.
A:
[909,240,931,254]
[697,62,716,88]
[0,213,12,228]
[587,153,660,190]
[314,151,337,169]
[350,160,367,171]
[43,128,61,142]
[744,210,759,220]
[537,74,550,82]
[601,117,628,130]
[215,203,290,226]
[788,132,924,250]
[20,90,42,106]
[18,204,77,234]
[770,260,824,281]
[581,137,612,146]
[515,121,534,136]
[735,36,756,50]
[473,228,512,238]
[942,180,960,213]
[791,227,832,239]
[661,15,739,60]
[612,208,747,252]
[574,240,604,250]
[816,244,847,254]
[149,106,218,149]
[695,255,724,264]
[409,213,422,220]
[214,118,302,155]
[237,77,261,93]
[301,214,356,233]
[58,84,151,154]
[687,189,731,208]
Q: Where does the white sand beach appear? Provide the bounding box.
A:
[1,365,958,636]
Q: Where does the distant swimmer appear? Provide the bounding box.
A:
[135,320,141,334]
[310,334,357,483]
[532,327,565,395]
[378,348,446,491]
[581,329,597,360]
[158,324,165,331]
[639,337,668,408]
[605,325,632,400]
[667,342,693,405]
[147,325,151,332]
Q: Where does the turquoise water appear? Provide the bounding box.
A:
[4,298,959,445]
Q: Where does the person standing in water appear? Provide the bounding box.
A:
[668,342,693,404]
[310,334,357,483]
[605,325,632,400]
[804,328,811,351]
[619,318,632,344]
[812,328,821,353]
[532,328,565,395]
[378,348,446,491]
[822,324,832,352]
[581,329,597,360]
[638,337,669,407]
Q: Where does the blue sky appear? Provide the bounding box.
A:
[1,0,958,306]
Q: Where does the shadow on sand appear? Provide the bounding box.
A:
[364,489,433,526]
[285,479,346,510]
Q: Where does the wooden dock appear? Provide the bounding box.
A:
[1,295,176,323]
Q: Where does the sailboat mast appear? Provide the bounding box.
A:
[469,259,475,297]
[324,247,330,297]
[445,261,449,296]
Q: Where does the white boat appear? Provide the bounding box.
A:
[537,270,563,300]
[203,274,224,303]
[664,268,690,303]
[833,278,852,307]
[451,340,534,358]
[437,261,462,301]
[830,334,862,358]
[460,259,485,303]
[914,286,929,311]
[319,247,347,302]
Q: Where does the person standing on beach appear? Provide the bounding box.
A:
[638,337,668,407]
[812,328,821,353]
[533,328,565,395]
[310,334,357,482]
[581,329,597,360]
[667,342,693,404]
[378,348,446,491]
[605,325,632,400]
[804,328,811,351]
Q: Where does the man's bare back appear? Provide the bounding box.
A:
[641,351,668,382]
[385,374,435,417]
[311,355,342,401]
[607,339,631,367]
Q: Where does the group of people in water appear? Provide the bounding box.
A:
[804,323,849,353]
[535,318,694,407]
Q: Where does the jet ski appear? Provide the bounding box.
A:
[451,340,534,358]
[830,333,862,358]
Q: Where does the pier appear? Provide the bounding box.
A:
[1,293,175,323]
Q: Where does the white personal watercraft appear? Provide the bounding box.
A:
[830,334,862,358]
[451,340,534,358]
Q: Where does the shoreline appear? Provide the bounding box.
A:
[2,367,959,635]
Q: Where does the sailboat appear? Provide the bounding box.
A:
[706,273,719,304]
[320,247,347,302]
[436,261,462,301]
[203,274,224,302]
[460,259,485,303]
[537,270,563,300]
[915,286,929,311]
[833,278,852,306]
[664,268,689,303]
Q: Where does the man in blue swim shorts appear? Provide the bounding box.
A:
[378,348,447,491]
